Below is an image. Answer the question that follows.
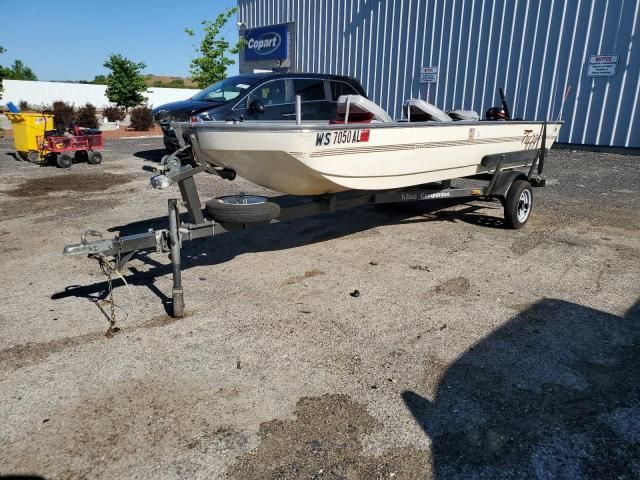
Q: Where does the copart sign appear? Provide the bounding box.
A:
[244,24,288,61]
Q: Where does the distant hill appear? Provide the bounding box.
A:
[144,75,197,88]
[46,75,198,88]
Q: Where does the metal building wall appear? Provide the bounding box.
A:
[238,0,640,147]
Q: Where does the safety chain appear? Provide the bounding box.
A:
[94,253,121,338]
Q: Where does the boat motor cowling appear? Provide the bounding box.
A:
[486,106,508,121]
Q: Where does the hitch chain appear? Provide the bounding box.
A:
[94,252,122,338]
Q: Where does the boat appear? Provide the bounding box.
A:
[178,95,561,196]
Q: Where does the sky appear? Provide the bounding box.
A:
[0,0,240,81]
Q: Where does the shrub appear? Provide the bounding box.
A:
[52,101,75,128]
[102,106,126,122]
[130,105,154,131]
[19,100,28,111]
[75,103,99,128]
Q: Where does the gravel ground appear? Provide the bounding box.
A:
[0,136,638,479]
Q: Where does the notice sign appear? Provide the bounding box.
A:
[420,66,438,84]
[589,54,619,64]
[587,54,618,77]
[587,64,617,77]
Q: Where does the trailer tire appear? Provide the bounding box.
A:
[504,180,533,229]
[206,195,280,223]
[57,153,73,169]
[88,152,103,165]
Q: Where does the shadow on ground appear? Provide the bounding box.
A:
[403,298,640,479]
[133,148,166,163]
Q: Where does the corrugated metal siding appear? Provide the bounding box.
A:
[238,0,640,147]
[2,80,199,109]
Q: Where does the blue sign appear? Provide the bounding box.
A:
[244,24,288,61]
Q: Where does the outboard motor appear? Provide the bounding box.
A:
[486,106,508,120]
[486,87,511,121]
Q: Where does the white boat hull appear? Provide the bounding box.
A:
[187,121,561,195]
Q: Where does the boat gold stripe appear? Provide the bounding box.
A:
[308,136,526,157]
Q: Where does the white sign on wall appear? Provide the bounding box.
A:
[587,64,617,77]
[587,54,619,77]
[420,66,438,84]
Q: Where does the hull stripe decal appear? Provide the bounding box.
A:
[308,136,528,157]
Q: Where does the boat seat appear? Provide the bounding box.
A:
[404,99,452,122]
[332,95,394,123]
[448,109,480,121]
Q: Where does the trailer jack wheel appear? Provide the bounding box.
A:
[504,180,533,229]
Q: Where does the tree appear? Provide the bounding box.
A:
[1,48,38,99]
[185,7,243,88]
[0,47,39,136]
[3,60,37,80]
[91,74,107,84]
[103,54,148,110]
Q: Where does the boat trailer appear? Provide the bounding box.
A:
[63,125,548,320]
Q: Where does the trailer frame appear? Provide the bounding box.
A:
[63,124,548,318]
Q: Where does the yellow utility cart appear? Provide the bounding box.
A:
[5,112,55,163]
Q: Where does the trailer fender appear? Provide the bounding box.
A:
[487,170,529,198]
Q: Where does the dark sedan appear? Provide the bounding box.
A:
[152,72,367,152]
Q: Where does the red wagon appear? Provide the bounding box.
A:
[37,126,104,168]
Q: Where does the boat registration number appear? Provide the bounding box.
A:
[316,129,370,146]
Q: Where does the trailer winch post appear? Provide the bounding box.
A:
[168,198,184,318]
[538,121,547,175]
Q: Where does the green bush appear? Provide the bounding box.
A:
[75,103,98,128]
[102,106,126,122]
[130,105,154,131]
[52,101,75,128]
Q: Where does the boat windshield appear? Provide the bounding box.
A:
[191,76,258,102]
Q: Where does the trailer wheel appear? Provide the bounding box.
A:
[57,153,73,169]
[504,180,533,229]
[27,151,40,163]
[205,195,280,223]
[88,152,103,165]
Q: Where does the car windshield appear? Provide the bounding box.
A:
[191,76,258,102]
